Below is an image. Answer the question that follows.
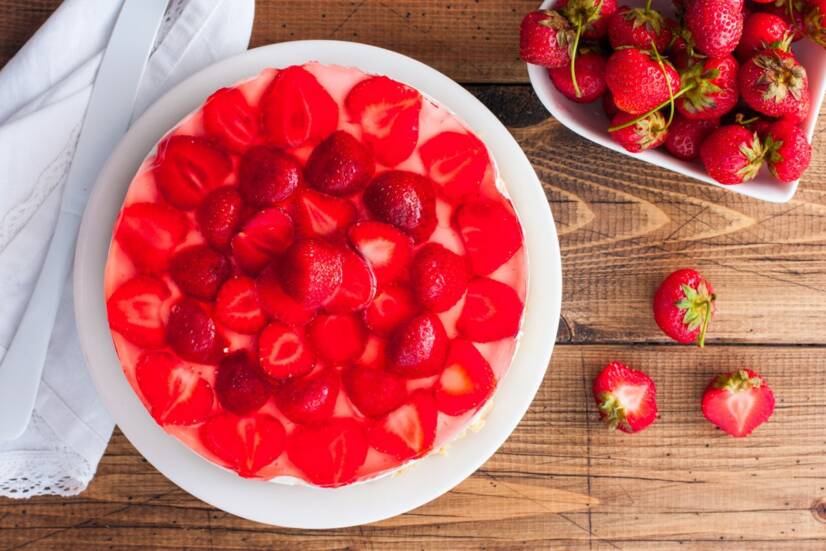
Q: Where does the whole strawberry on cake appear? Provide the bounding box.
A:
[104,63,527,488]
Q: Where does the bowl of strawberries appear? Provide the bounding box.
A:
[522,0,825,203]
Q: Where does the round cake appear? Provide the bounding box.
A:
[103,62,527,488]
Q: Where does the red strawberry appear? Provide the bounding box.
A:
[278,238,343,308]
[345,76,422,166]
[154,135,231,210]
[763,120,812,182]
[457,277,523,343]
[276,368,340,425]
[169,245,231,301]
[366,390,437,461]
[781,85,810,125]
[107,276,169,348]
[261,65,338,149]
[238,145,303,208]
[203,87,259,153]
[292,188,356,239]
[348,221,413,285]
[197,187,243,251]
[305,130,375,196]
[256,265,316,325]
[519,10,574,68]
[653,268,716,346]
[343,365,408,418]
[231,207,295,274]
[215,276,267,334]
[764,2,805,41]
[435,340,495,416]
[736,12,791,60]
[411,243,470,313]
[286,418,368,487]
[307,313,367,364]
[258,321,314,380]
[605,48,681,115]
[200,412,286,477]
[135,351,214,425]
[676,55,739,120]
[559,0,618,39]
[668,20,699,69]
[354,334,388,370]
[685,0,744,58]
[326,247,377,313]
[609,110,669,152]
[387,312,448,378]
[363,171,437,243]
[548,51,608,103]
[166,299,224,364]
[419,131,491,203]
[700,125,765,184]
[115,202,188,274]
[593,361,657,433]
[702,369,775,437]
[215,352,272,415]
[454,199,522,276]
[608,4,673,51]
[664,115,720,160]
[739,48,808,117]
[363,284,418,336]
[805,0,826,46]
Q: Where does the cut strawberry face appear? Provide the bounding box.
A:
[345,76,422,166]
[215,276,267,335]
[200,412,286,478]
[203,87,259,153]
[277,239,344,308]
[593,361,657,433]
[196,187,243,251]
[135,351,214,425]
[231,208,295,274]
[305,130,375,196]
[115,202,188,274]
[457,278,523,343]
[366,390,437,461]
[348,221,413,286]
[292,188,356,239]
[363,171,437,243]
[411,243,470,313]
[363,284,418,336]
[307,313,367,364]
[419,131,491,203]
[238,145,303,208]
[435,340,495,416]
[166,299,223,364]
[154,135,232,210]
[702,369,775,437]
[215,352,272,415]
[286,417,368,487]
[256,265,316,326]
[455,199,523,275]
[354,334,388,371]
[343,364,407,418]
[326,247,377,313]
[258,321,314,380]
[107,276,170,348]
[169,245,231,301]
[262,65,338,149]
[276,368,340,425]
[387,312,448,378]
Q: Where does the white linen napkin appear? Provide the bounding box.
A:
[0,0,254,498]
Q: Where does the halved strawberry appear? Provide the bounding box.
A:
[107,276,170,348]
[262,65,338,149]
[419,131,491,203]
[154,135,232,209]
[457,278,523,343]
[593,361,657,433]
[256,265,316,325]
[435,339,495,416]
[200,412,286,478]
[169,245,231,301]
[215,276,267,334]
[354,334,388,371]
[115,202,188,274]
[203,87,259,153]
[214,352,272,415]
[196,187,243,251]
[363,284,418,335]
[326,247,377,313]
[411,243,470,313]
[258,321,314,380]
[135,351,214,425]
[278,239,343,308]
[292,188,356,239]
[363,171,437,243]
[307,313,367,364]
[343,364,407,418]
[166,299,223,364]
[702,369,775,437]
[287,418,368,487]
[238,145,303,208]
[348,221,413,286]
[387,312,448,378]
[276,368,340,425]
[231,208,294,274]
[345,76,422,166]
[455,199,523,275]
[305,130,375,196]
[366,390,437,460]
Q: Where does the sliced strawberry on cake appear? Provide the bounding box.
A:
[348,221,413,286]
[276,368,340,425]
[203,87,259,153]
[363,171,437,243]
[257,321,315,380]
[292,188,356,239]
[307,313,367,364]
[115,202,188,274]
[326,247,377,313]
[455,198,523,275]
[200,412,286,478]
[287,418,368,487]
[410,243,470,313]
[214,352,271,416]
[154,135,232,210]
[169,245,231,301]
[343,364,408,418]
[255,265,316,326]
[107,276,170,348]
[387,312,449,378]
[436,340,496,416]
[135,351,214,425]
[419,131,491,203]
[215,276,267,335]
[231,208,294,274]
[305,130,375,196]
[363,284,418,336]
[238,145,303,208]
[367,390,438,461]
[457,277,524,342]
[166,299,224,364]
[197,187,243,251]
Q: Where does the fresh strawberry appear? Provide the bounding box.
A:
[685,0,744,58]
[345,76,422,167]
[366,390,438,461]
[203,87,259,153]
[197,187,243,251]
[364,284,418,335]
[764,1,806,41]
[276,368,340,425]
[348,221,413,285]
[257,321,315,379]
[214,352,272,415]
[387,312,448,378]
[107,276,169,348]
[166,299,224,364]
[609,110,669,152]
[154,135,231,210]
[286,418,367,487]
[519,10,574,68]
[256,265,316,325]
[664,115,720,160]
[454,199,523,276]
[559,0,618,39]
[238,145,303,208]
[215,276,267,334]
[548,51,608,103]
[676,55,739,120]
[307,313,367,364]
[411,243,470,313]
[200,412,286,478]
[354,334,388,370]
[326,247,377,313]
[605,48,681,115]
[231,207,295,274]
[700,125,766,184]
[305,130,375,196]
[419,131,491,203]
[668,20,699,69]
[169,245,231,301]
[781,85,810,125]
[739,48,808,117]
[435,339,495,416]
[261,65,338,149]
[343,365,408,418]
[457,277,523,342]
[763,119,812,182]
[592,361,657,433]
[115,202,188,274]
[805,0,826,46]
[292,188,356,239]
[654,268,716,346]
[363,171,437,243]
[277,238,343,308]
[702,369,774,437]
[135,351,214,425]
[736,12,791,60]
[608,4,672,51]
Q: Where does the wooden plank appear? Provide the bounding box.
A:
[0,0,60,68]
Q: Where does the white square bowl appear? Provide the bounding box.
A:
[528,0,826,203]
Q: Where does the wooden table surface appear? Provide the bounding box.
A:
[2,1,826,549]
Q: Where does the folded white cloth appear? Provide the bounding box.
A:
[0,0,254,498]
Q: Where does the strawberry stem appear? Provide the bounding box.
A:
[570,23,583,98]
[650,41,676,128]
[608,84,695,131]
[696,293,715,348]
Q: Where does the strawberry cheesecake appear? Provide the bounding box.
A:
[104,63,527,488]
